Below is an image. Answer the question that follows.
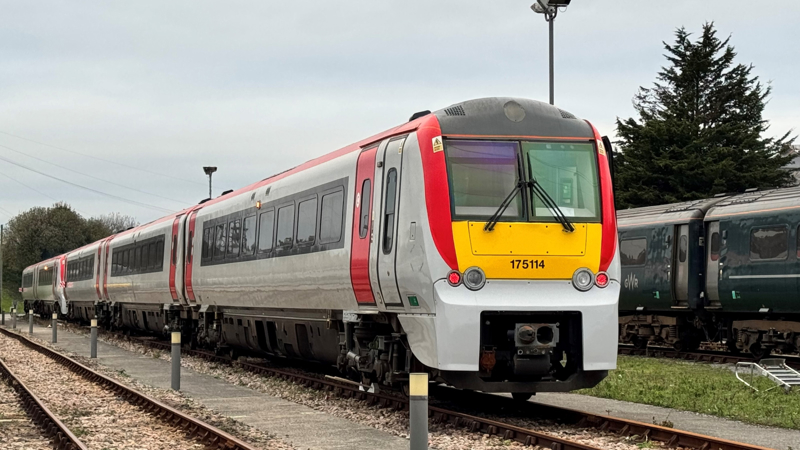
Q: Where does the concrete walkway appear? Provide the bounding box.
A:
[528,392,798,450]
[4,321,410,450]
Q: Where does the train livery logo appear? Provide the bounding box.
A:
[624,273,639,290]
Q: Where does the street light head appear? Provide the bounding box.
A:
[531,0,570,13]
[203,166,218,176]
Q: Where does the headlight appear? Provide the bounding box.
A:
[463,267,486,291]
[572,268,594,291]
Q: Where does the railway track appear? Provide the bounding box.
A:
[109,330,773,450]
[0,326,259,450]
[618,344,800,370]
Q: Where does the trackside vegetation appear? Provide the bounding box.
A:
[579,356,800,429]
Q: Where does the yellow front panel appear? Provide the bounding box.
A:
[452,222,602,279]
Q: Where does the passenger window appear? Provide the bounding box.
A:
[202,228,212,259]
[750,226,788,260]
[359,180,371,239]
[320,190,344,244]
[620,238,647,266]
[242,215,257,255]
[155,241,164,270]
[277,204,295,248]
[149,243,157,268]
[228,219,241,257]
[679,235,687,263]
[134,247,142,272]
[141,244,149,270]
[797,225,800,258]
[297,197,317,245]
[258,210,275,253]
[382,169,398,254]
[214,224,227,258]
[710,232,720,261]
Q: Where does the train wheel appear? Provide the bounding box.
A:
[511,393,533,402]
[632,336,648,350]
[749,343,770,360]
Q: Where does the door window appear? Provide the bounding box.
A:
[359,180,371,239]
[709,232,720,261]
[382,169,398,254]
[679,235,688,263]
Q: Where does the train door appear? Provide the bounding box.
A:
[184,209,200,303]
[672,224,690,307]
[350,146,378,305]
[374,137,406,308]
[705,221,722,308]
[168,215,187,304]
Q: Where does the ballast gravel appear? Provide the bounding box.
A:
[68,325,673,450]
[0,374,53,450]
[0,332,263,450]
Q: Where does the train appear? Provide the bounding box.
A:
[617,186,800,358]
[21,97,620,398]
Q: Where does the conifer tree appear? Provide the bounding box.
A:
[614,23,795,209]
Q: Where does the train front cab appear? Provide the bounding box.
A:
[401,99,620,394]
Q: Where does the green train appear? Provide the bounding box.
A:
[617,186,800,358]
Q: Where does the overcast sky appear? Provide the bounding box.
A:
[1,1,798,225]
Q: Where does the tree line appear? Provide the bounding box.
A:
[1,204,137,305]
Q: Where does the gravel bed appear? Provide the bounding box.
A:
[61,324,670,450]
[0,332,229,450]
[0,375,53,450]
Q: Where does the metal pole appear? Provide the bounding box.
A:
[409,373,429,450]
[28,309,33,335]
[548,15,554,105]
[171,331,181,391]
[11,308,16,329]
[52,312,57,343]
[208,173,213,199]
[0,224,4,315]
[1,307,4,326]
[90,319,98,358]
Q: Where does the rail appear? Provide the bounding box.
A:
[0,326,259,450]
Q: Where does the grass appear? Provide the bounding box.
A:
[1,290,16,313]
[578,355,800,429]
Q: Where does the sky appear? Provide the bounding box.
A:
[1,0,798,225]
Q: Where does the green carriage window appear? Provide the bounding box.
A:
[620,238,646,266]
[750,226,788,260]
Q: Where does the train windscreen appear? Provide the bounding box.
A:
[444,139,600,223]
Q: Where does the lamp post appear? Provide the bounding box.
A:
[531,0,571,105]
[203,166,217,199]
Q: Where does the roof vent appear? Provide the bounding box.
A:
[744,187,759,192]
[444,105,466,116]
[198,198,211,204]
[558,108,576,119]
[409,110,431,121]
[264,186,271,196]
[221,189,233,196]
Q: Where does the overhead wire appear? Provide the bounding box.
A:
[0,155,174,214]
[0,130,207,187]
[0,143,187,206]
[0,169,90,216]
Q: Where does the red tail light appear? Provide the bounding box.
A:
[586,121,617,272]
[595,272,609,288]
[447,270,462,287]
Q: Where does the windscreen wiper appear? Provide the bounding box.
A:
[484,181,525,232]
[526,176,575,232]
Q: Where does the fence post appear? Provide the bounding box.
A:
[409,373,429,450]
[171,332,181,391]
[90,319,98,358]
[11,308,16,329]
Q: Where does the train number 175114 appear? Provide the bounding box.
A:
[510,259,545,269]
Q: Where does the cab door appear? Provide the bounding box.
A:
[350,146,378,305]
[374,137,406,308]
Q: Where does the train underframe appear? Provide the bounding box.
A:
[26,298,594,394]
[619,312,800,358]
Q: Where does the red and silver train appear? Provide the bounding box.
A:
[22,97,620,397]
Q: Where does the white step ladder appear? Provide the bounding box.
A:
[735,358,800,393]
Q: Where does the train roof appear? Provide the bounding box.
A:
[617,197,725,228]
[434,97,593,139]
[706,186,800,219]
